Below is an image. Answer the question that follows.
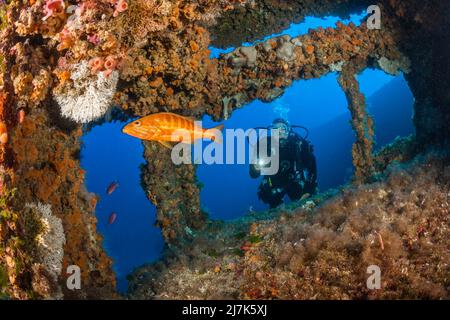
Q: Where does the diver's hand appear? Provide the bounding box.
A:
[279,160,290,174]
[249,164,261,178]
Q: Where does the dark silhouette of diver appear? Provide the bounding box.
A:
[250,118,318,208]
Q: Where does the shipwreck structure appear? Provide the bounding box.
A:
[0,0,448,299]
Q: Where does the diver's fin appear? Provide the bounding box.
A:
[300,193,310,201]
[207,124,225,144]
[157,140,173,149]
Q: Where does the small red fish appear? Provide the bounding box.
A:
[109,212,117,225]
[106,181,119,195]
[240,242,253,251]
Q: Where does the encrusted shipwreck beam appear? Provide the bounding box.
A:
[338,61,374,180]
[119,21,407,119]
[211,22,405,118]
[10,110,117,299]
[141,141,206,242]
[208,0,372,48]
[0,2,116,299]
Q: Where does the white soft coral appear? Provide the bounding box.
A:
[54,61,119,123]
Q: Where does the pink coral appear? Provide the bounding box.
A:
[42,0,66,21]
[89,57,105,74]
[57,57,68,68]
[103,55,118,77]
[113,0,128,17]
[104,56,118,70]
[87,34,101,45]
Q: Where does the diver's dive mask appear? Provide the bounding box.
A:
[272,122,290,140]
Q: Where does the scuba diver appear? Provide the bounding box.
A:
[250,118,317,209]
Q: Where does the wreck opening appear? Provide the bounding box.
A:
[80,121,164,293]
[197,68,414,220]
[78,10,414,292]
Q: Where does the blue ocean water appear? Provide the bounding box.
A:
[197,71,413,219]
[79,12,414,293]
[80,123,164,293]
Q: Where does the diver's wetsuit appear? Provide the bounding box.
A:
[250,131,317,208]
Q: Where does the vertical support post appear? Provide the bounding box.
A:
[338,63,375,181]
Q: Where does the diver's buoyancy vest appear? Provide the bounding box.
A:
[265,132,305,182]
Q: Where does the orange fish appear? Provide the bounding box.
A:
[109,212,117,225]
[122,112,224,148]
[106,181,119,195]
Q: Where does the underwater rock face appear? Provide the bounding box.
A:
[129,152,450,299]
[0,0,448,299]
